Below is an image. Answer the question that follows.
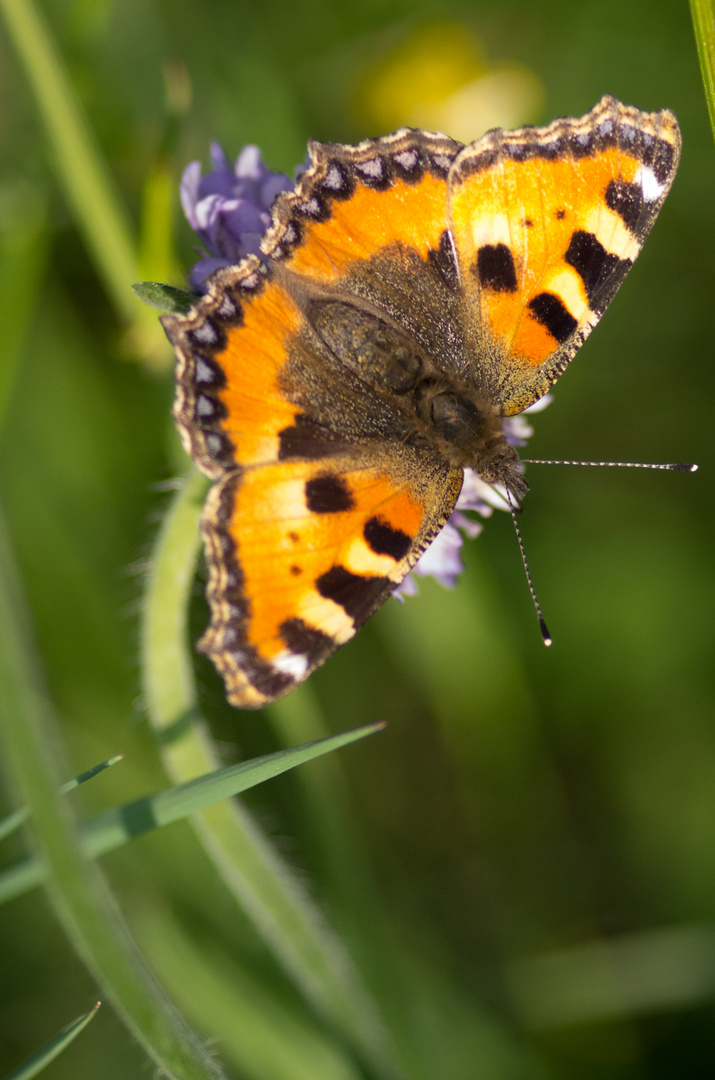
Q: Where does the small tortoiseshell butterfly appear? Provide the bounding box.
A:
[162,97,681,708]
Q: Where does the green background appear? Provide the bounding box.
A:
[0,0,713,1077]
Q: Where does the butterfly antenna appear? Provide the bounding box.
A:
[522,458,698,473]
[506,489,552,647]
[509,456,698,645]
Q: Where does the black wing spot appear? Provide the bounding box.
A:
[528,292,578,344]
[474,243,518,292]
[565,229,625,308]
[316,566,389,624]
[605,178,644,234]
[305,474,354,514]
[279,618,334,666]
[364,516,412,561]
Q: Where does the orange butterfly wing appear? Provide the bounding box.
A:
[447,96,681,414]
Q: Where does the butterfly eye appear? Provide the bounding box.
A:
[430,392,480,443]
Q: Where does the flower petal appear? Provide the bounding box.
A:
[181,143,292,289]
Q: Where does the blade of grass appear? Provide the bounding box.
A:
[0,0,137,322]
[85,725,384,859]
[0,754,123,840]
[0,0,167,368]
[60,754,124,794]
[141,469,400,1078]
[0,806,29,842]
[3,1002,100,1080]
[505,925,715,1029]
[0,183,48,435]
[690,0,715,145]
[0,724,383,903]
[0,501,228,1080]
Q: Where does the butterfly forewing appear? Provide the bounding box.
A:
[447,96,681,415]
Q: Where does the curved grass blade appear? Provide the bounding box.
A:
[0,0,168,368]
[690,0,715,145]
[139,907,367,1080]
[0,0,137,322]
[3,1002,100,1080]
[0,503,228,1080]
[0,806,29,842]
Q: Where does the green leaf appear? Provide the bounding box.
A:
[133,281,197,314]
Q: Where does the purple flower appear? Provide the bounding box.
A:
[181,142,293,291]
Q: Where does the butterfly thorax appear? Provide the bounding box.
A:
[415,383,528,497]
[292,289,529,499]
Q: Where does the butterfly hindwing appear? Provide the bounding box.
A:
[164,242,463,708]
[199,454,461,708]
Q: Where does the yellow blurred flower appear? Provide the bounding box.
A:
[357,22,543,142]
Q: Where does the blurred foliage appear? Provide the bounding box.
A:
[0,0,713,1078]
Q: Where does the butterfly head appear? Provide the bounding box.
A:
[417,384,530,500]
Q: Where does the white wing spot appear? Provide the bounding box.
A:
[357,158,384,179]
[635,165,666,203]
[470,210,513,249]
[192,321,217,345]
[195,358,215,383]
[217,295,237,318]
[301,196,322,217]
[272,651,309,680]
[324,164,344,190]
[394,149,418,171]
[204,433,225,458]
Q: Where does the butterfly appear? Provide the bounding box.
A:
[162,96,681,707]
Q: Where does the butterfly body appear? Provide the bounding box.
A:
[164,97,681,707]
